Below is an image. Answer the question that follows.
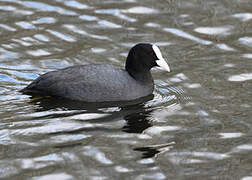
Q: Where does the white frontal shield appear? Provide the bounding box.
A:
[152,45,170,72]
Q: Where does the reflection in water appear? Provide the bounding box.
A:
[25,95,155,134]
[134,146,160,159]
[134,142,175,159]
[30,94,154,111]
[24,94,178,159]
[123,110,152,133]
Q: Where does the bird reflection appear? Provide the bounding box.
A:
[134,142,175,159]
[122,110,152,133]
[134,146,160,159]
[24,94,174,158]
[28,94,153,111]
[26,94,154,134]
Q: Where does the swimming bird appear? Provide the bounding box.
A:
[21,43,170,102]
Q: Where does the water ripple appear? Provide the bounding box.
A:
[79,14,98,21]
[232,13,252,21]
[0,0,251,179]
[228,73,252,82]
[0,5,16,11]
[21,1,77,15]
[26,49,51,57]
[82,146,114,165]
[239,37,252,47]
[95,9,136,22]
[33,34,50,42]
[0,47,19,60]
[32,17,57,24]
[164,28,213,45]
[32,173,74,180]
[46,29,76,42]
[63,24,111,40]
[15,21,36,29]
[122,6,158,14]
[64,0,90,9]
[98,20,122,28]
[194,26,231,35]
[0,24,16,31]
[219,132,243,139]
[216,43,236,51]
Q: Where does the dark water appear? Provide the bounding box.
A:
[0,0,252,179]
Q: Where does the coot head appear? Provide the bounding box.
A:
[125,43,170,80]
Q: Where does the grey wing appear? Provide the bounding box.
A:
[21,65,151,101]
[21,66,127,100]
[21,70,67,96]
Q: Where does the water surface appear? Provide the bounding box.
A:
[0,0,252,179]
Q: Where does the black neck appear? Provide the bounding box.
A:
[125,50,153,83]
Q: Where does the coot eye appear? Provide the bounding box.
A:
[150,51,154,56]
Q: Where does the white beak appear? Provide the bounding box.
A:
[152,45,171,72]
[156,59,170,72]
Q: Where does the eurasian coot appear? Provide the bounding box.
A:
[21,43,170,102]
